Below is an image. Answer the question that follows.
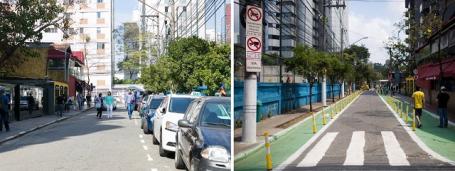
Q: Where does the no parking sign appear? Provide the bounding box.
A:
[245,5,262,73]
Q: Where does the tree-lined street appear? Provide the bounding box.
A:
[0,109,179,171]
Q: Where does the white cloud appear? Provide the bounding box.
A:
[349,1,409,64]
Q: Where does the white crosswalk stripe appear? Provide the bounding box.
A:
[344,131,365,166]
[297,132,339,167]
[382,131,410,166]
[296,131,411,167]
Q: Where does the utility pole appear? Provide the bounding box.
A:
[171,0,176,40]
[279,0,283,83]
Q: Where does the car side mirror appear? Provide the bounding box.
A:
[161,107,166,113]
[178,120,192,128]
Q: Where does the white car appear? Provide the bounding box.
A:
[153,94,197,157]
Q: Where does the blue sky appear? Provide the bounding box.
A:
[347,1,406,64]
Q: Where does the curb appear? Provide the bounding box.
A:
[0,107,94,145]
[234,92,362,162]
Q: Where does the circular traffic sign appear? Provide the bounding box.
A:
[247,37,262,51]
[247,7,262,21]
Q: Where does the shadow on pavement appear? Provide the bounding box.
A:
[0,111,126,154]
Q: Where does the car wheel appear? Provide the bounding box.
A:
[143,121,150,134]
[152,133,159,145]
[159,131,168,157]
[175,142,185,169]
[190,158,197,171]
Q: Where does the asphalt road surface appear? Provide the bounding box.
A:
[279,91,455,170]
[0,109,180,171]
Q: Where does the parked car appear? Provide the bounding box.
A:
[153,94,197,157]
[139,95,151,117]
[20,96,39,110]
[141,95,165,134]
[174,97,231,171]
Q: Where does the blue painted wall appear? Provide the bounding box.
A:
[234,81,341,122]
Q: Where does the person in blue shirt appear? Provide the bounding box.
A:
[0,89,10,132]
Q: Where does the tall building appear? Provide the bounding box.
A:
[405,0,455,112]
[42,0,113,92]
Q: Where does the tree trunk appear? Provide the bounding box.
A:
[331,83,335,102]
[339,83,342,99]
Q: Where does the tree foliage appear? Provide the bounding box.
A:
[0,0,66,66]
[140,36,230,95]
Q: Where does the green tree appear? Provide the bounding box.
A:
[118,50,148,79]
[285,45,324,111]
[140,36,230,95]
[0,0,66,66]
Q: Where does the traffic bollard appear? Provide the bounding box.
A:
[398,101,402,117]
[405,104,409,124]
[264,131,272,171]
[322,106,327,125]
[330,105,334,119]
[399,101,403,118]
[312,112,317,134]
[412,108,416,131]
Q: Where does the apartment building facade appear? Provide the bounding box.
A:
[42,0,113,92]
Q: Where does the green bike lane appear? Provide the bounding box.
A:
[234,93,360,171]
[384,95,455,162]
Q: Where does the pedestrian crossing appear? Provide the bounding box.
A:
[296,131,413,167]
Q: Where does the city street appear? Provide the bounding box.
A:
[277,91,454,170]
[0,109,179,171]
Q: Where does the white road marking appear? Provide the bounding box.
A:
[297,132,339,167]
[379,95,455,165]
[139,134,143,139]
[344,131,365,166]
[143,145,148,151]
[276,94,362,170]
[381,131,410,166]
[147,154,153,161]
[140,139,145,144]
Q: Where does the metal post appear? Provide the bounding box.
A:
[242,73,257,143]
[264,131,272,171]
[322,73,327,106]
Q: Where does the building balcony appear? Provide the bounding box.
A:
[80,18,88,25]
[97,33,105,40]
[97,3,106,9]
[97,49,105,55]
[97,18,105,25]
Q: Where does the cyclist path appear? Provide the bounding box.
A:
[275,91,454,170]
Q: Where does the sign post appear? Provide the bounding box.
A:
[242,5,263,143]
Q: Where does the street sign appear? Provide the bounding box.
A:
[245,5,263,73]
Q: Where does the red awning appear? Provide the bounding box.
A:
[417,58,455,80]
[72,51,85,65]
[47,48,67,59]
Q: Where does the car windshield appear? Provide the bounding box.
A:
[200,101,231,127]
[149,98,163,109]
[168,97,194,113]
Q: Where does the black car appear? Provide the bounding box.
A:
[175,97,231,171]
[141,95,164,134]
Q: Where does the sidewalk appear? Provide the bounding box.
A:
[384,94,455,162]
[234,95,346,156]
[0,107,93,145]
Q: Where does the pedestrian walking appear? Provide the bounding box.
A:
[412,86,425,128]
[56,94,65,117]
[105,91,114,119]
[437,86,450,128]
[76,93,83,110]
[125,91,135,120]
[27,93,35,115]
[95,93,104,119]
[86,93,92,108]
[0,89,10,132]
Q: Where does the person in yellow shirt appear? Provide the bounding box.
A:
[411,87,424,128]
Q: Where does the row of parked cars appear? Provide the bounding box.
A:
[138,94,231,171]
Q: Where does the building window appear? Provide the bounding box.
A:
[79,28,84,34]
[97,42,105,49]
[165,6,168,13]
[97,28,101,34]
[97,0,103,3]
[97,80,106,86]
[97,12,101,18]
